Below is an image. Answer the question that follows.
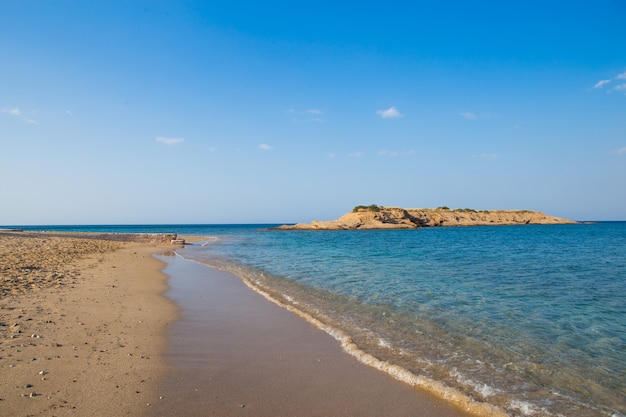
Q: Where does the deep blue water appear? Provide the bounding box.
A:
[7,222,625,416]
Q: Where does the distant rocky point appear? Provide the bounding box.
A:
[276,205,578,230]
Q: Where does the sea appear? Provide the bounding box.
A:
[9,222,626,417]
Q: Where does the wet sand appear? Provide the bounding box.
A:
[151,253,474,417]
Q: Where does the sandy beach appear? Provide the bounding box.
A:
[1,232,477,417]
[0,232,177,416]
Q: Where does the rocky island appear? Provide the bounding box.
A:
[276,205,578,230]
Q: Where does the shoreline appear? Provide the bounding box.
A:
[166,246,509,417]
[1,233,486,416]
[152,253,478,417]
[225,264,508,417]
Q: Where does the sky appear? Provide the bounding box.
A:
[1,1,625,224]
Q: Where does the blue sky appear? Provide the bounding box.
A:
[1,1,625,224]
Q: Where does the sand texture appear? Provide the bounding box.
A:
[0,232,177,416]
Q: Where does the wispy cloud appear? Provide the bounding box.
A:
[613,83,626,93]
[2,107,38,124]
[460,111,494,120]
[2,107,21,116]
[593,79,612,89]
[66,110,73,116]
[327,152,337,159]
[459,111,478,120]
[155,136,185,145]
[614,146,626,155]
[593,71,626,93]
[348,151,365,158]
[288,108,324,122]
[378,150,415,157]
[258,144,273,151]
[473,153,500,160]
[377,106,403,119]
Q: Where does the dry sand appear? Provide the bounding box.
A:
[0,232,176,416]
[1,232,479,417]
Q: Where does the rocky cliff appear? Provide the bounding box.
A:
[276,207,578,230]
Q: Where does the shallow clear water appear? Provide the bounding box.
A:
[11,222,626,416]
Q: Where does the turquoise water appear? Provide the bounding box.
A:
[11,223,626,416]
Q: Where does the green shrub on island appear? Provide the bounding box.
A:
[352,204,382,213]
[349,206,535,215]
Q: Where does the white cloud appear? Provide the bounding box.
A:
[615,146,626,155]
[348,151,365,158]
[327,152,336,158]
[66,110,73,116]
[2,107,22,116]
[155,136,184,145]
[460,111,478,120]
[3,107,38,124]
[378,150,415,157]
[377,106,403,119]
[612,83,626,93]
[592,71,626,92]
[290,108,322,115]
[593,79,612,89]
[258,144,273,151]
[288,108,323,122]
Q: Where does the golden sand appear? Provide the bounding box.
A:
[0,232,176,416]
